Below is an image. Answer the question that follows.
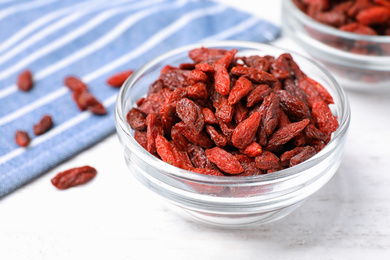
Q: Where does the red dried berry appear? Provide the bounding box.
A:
[232,111,261,149]
[155,135,179,167]
[33,114,53,135]
[205,147,244,174]
[17,70,33,92]
[64,76,88,92]
[254,151,280,171]
[228,76,254,105]
[214,65,230,96]
[289,146,316,167]
[266,119,310,151]
[176,98,204,134]
[106,70,134,87]
[311,101,339,135]
[126,108,146,131]
[51,166,97,190]
[15,130,31,147]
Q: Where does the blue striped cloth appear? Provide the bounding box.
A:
[0,0,280,197]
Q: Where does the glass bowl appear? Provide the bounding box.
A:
[282,0,390,92]
[115,41,350,228]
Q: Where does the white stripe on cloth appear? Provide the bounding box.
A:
[0,4,231,168]
[0,0,188,125]
[0,0,59,21]
[0,0,172,81]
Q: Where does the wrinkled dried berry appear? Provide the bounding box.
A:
[17,70,33,92]
[106,70,134,87]
[51,166,97,190]
[33,114,53,135]
[15,130,31,147]
[206,147,244,174]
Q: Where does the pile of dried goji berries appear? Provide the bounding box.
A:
[127,47,339,177]
[294,0,390,36]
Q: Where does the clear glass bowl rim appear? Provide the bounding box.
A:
[284,0,390,43]
[115,40,351,186]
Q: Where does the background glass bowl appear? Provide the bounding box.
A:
[115,41,350,228]
[282,0,390,92]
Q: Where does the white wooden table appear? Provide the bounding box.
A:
[1,1,390,259]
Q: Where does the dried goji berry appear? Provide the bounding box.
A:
[202,108,218,125]
[205,147,243,174]
[283,78,308,104]
[155,135,180,167]
[88,102,107,115]
[311,101,339,135]
[17,69,33,92]
[146,113,164,154]
[228,76,253,105]
[51,166,97,190]
[170,141,194,170]
[127,108,147,131]
[64,76,88,92]
[246,84,271,108]
[213,91,234,123]
[259,92,280,137]
[276,90,311,122]
[304,123,330,142]
[195,63,214,73]
[356,6,390,26]
[280,146,306,168]
[205,125,227,147]
[241,55,271,71]
[186,82,208,100]
[176,98,204,134]
[240,142,262,157]
[106,69,134,87]
[214,65,230,96]
[254,151,280,171]
[188,144,217,170]
[175,122,213,149]
[213,49,237,69]
[170,125,189,151]
[186,69,208,85]
[266,119,310,151]
[134,130,148,150]
[15,130,31,147]
[298,77,334,107]
[232,111,261,149]
[290,146,316,167]
[33,114,53,135]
